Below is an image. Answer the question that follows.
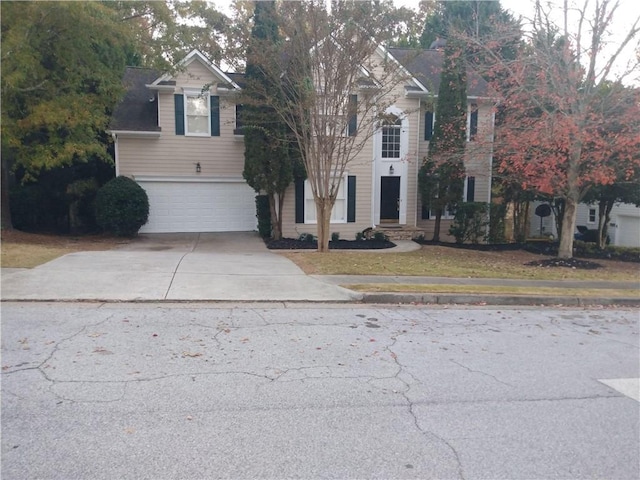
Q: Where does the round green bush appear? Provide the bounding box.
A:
[95,176,149,236]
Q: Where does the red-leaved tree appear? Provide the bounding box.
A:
[473,0,639,258]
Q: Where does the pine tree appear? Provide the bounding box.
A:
[242,0,296,240]
[418,40,467,242]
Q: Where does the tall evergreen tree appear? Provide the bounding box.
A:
[242,1,296,240]
[418,40,467,242]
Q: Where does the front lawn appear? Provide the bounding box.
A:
[1,230,127,268]
[279,244,640,282]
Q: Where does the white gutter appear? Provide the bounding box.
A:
[145,84,176,92]
[107,130,161,138]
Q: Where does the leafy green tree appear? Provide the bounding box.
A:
[1,1,231,231]
[418,40,467,242]
[1,1,135,229]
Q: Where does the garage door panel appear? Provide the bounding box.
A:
[617,215,640,248]
[138,180,257,233]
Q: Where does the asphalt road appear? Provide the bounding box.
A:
[2,302,638,479]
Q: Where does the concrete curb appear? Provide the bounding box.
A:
[2,294,639,307]
[359,292,640,306]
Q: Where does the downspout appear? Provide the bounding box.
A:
[112,133,120,177]
[371,106,377,229]
[415,97,421,227]
[486,107,496,241]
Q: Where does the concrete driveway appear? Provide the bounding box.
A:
[1,233,358,302]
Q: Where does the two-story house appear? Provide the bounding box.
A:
[109,47,495,239]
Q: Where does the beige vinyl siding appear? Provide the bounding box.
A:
[118,60,245,179]
[416,101,493,233]
[280,108,377,240]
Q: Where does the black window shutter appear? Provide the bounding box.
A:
[211,96,220,136]
[235,104,244,133]
[421,204,430,219]
[295,178,305,223]
[424,111,433,140]
[469,104,478,141]
[174,94,185,135]
[466,176,475,202]
[347,176,356,222]
[348,95,357,136]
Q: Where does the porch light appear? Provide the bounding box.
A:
[196,162,201,173]
[389,165,394,175]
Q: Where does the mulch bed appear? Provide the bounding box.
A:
[266,238,396,250]
[524,257,603,270]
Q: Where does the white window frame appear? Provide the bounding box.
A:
[184,89,210,137]
[304,175,348,224]
[315,91,351,137]
[588,208,597,224]
[429,206,455,220]
[381,117,402,158]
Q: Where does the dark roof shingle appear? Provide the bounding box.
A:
[110,67,162,132]
[388,48,493,98]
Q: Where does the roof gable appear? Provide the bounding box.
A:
[150,50,241,91]
[387,47,494,99]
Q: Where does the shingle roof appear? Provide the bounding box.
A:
[110,67,162,132]
[388,47,493,98]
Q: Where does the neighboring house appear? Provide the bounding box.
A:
[529,201,640,248]
[109,48,495,238]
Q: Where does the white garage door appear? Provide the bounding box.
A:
[137,179,257,233]
[617,215,640,248]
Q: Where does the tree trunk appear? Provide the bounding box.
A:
[315,197,332,252]
[597,200,613,249]
[552,199,565,242]
[512,200,529,243]
[1,157,13,231]
[268,194,282,240]
[557,196,578,258]
[432,209,442,242]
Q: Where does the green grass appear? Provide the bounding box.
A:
[280,245,640,282]
[344,284,640,297]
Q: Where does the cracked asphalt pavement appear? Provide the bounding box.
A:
[2,302,639,479]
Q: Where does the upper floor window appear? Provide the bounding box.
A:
[174,92,219,137]
[185,91,210,136]
[588,208,597,223]
[382,117,401,158]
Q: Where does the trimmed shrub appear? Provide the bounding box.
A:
[331,232,340,242]
[488,203,507,244]
[298,232,316,243]
[373,231,388,242]
[95,176,149,236]
[449,202,489,244]
[255,195,271,238]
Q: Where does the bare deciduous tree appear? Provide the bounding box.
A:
[250,1,413,251]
